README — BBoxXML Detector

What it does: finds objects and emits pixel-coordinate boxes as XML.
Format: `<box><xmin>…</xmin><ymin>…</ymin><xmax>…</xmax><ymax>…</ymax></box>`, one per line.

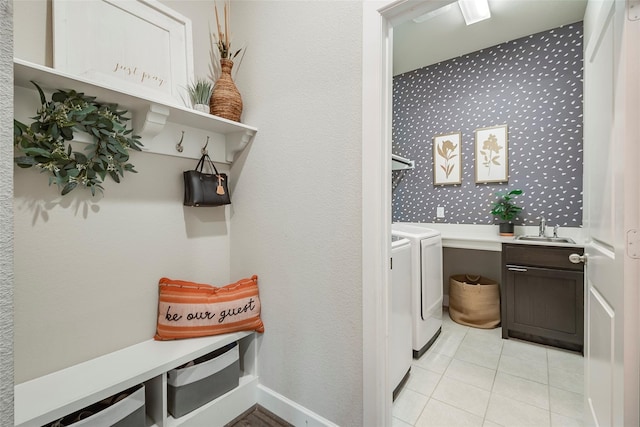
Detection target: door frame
<box><xmin>619</xmin><ymin>3</ymin><xmax>640</xmax><ymax>423</ymax></box>
<box><xmin>0</xmin><ymin>1</ymin><xmax>14</xmax><ymax>423</ymax></box>
<box><xmin>622</xmin><ymin>5</ymin><xmax>640</xmax><ymax>423</ymax></box>
<box><xmin>362</xmin><ymin>1</ymin><xmax>457</xmax><ymax>425</ymax></box>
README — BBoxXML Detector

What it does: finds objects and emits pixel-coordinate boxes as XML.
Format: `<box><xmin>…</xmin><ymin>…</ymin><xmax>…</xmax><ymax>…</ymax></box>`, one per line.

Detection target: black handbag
<box><xmin>183</xmin><ymin>155</ymin><xmax>231</xmax><ymax>207</ymax></box>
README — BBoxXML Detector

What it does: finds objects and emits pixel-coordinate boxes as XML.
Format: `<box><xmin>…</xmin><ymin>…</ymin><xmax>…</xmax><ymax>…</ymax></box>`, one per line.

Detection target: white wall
<box><xmin>0</xmin><ymin>0</ymin><xmax>15</xmax><ymax>423</ymax></box>
<box><xmin>229</xmin><ymin>2</ymin><xmax>364</xmax><ymax>425</ymax></box>
<box><xmin>13</xmin><ymin>152</ymin><xmax>232</xmax><ymax>382</ymax></box>
<box><xmin>12</xmin><ymin>0</ymin><xmax>232</xmax><ymax>382</ymax></box>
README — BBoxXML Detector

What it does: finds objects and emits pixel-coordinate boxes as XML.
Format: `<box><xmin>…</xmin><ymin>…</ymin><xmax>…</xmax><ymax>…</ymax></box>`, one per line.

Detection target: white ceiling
<box><xmin>393</xmin><ymin>0</ymin><xmax>588</xmax><ymax>75</ymax></box>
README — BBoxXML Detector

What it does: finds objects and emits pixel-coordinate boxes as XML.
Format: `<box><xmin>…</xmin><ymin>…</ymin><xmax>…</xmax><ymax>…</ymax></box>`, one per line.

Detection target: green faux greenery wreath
<box><xmin>14</xmin><ymin>82</ymin><xmax>143</xmax><ymax>196</ymax></box>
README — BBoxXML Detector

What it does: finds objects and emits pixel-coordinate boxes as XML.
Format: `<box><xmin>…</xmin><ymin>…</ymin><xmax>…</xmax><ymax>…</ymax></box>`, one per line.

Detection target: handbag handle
<box><xmin>194</xmin><ymin>154</ymin><xmax>227</xmax><ymax>197</ymax></box>
<box><xmin>195</xmin><ymin>154</ymin><xmax>221</xmax><ymax>176</ymax></box>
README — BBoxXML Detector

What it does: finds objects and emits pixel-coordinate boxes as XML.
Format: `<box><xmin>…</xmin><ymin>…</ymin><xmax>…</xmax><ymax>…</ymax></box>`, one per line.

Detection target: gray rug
<box><xmin>225</xmin><ymin>405</ymin><xmax>294</xmax><ymax>427</ymax></box>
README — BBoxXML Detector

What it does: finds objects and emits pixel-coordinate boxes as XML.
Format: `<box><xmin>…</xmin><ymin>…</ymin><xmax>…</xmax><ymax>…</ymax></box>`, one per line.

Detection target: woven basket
<box><xmin>449</xmin><ymin>274</ymin><xmax>500</xmax><ymax>329</ymax></box>
<box><xmin>210</xmin><ymin>59</ymin><xmax>243</xmax><ymax>122</ymax></box>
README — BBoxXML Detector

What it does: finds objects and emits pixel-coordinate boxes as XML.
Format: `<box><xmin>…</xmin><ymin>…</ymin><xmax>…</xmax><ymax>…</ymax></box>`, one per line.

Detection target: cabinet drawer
<box><xmin>503</xmin><ymin>244</ymin><xmax>584</xmax><ymax>271</ymax></box>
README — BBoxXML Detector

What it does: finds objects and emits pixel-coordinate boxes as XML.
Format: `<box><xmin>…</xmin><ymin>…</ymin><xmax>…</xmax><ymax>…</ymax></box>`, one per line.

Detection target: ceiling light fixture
<box><xmin>458</xmin><ymin>0</ymin><xmax>491</xmax><ymax>25</ymax></box>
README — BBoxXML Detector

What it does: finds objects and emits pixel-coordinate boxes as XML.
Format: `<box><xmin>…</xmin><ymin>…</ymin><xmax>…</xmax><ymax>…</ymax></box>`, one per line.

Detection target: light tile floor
<box><xmin>393</xmin><ymin>310</ymin><xmax>584</xmax><ymax>427</ymax></box>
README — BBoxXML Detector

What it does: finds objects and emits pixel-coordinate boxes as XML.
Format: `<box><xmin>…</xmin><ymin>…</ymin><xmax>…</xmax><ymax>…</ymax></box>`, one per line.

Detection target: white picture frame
<box><xmin>433</xmin><ymin>132</ymin><xmax>462</xmax><ymax>185</ymax></box>
<box><xmin>52</xmin><ymin>0</ymin><xmax>194</xmax><ymax>105</ymax></box>
<box><xmin>475</xmin><ymin>124</ymin><xmax>509</xmax><ymax>183</ymax></box>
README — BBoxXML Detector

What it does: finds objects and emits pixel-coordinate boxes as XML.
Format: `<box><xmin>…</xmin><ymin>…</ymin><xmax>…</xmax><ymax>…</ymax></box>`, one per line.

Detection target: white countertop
<box><xmin>395</xmin><ymin>223</ymin><xmax>585</xmax><ymax>252</ymax></box>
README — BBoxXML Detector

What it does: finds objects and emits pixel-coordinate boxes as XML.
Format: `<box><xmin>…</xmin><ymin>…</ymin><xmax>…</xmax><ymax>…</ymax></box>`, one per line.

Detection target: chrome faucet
<box><xmin>538</xmin><ymin>217</ymin><xmax>546</xmax><ymax>237</ymax></box>
<box><xmin>553</xmin><ymin>224</ymin><xmax>559</xmax><ymax>238</ymax></box>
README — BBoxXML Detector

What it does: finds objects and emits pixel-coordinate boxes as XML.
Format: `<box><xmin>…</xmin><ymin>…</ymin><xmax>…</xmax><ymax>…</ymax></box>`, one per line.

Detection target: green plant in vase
<box><xmin>490</xmin><ymin>189</ymin><xmax>523</xmax><ymax>236</ymax></box>
<box><xmin>187</xmin><ymin>78</ymin><xmax>214</xmax><ymax>113</ymax></box>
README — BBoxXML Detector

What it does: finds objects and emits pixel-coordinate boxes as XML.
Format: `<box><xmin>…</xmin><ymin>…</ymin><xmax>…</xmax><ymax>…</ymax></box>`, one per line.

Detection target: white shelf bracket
<box><xmin>392</xmin><ymin>153</ymin><xmax>415</xmax><ymax>170</ymax></box>
<box><xmin>137</xmin><ymin>103</ymin><xmax>170</xmax><ymax>140</ymax></box>
<box><xmin>226</xmin><ymin>130</ymin><xmax>256</xmax><ymax>163</ymax></box>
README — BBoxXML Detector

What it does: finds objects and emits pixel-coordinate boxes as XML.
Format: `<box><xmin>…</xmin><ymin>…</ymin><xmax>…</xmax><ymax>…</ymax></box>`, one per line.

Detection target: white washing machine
<box><xmin>391</xmin><ymin>223</ymin><xmax>443</xmax><ymax>358</ymax></box>
<box><xmin>390</xmin><ymin>236</ymin><xmax>412</xmax><ymax>398</ymax></box>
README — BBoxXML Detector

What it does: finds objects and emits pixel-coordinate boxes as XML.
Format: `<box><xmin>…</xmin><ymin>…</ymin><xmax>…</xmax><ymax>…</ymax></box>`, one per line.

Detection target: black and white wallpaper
<box><xmin>392</xmin><ymin>23</ymin><xmax>583</xmax><ymax>226</ymax></box>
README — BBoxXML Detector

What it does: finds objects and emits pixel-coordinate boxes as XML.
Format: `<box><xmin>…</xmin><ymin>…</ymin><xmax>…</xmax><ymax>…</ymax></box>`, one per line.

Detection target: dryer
<box><xmin>391</xmin><ymin>223</ymin><xmax>443</xmax><ymax>358</ymax></box>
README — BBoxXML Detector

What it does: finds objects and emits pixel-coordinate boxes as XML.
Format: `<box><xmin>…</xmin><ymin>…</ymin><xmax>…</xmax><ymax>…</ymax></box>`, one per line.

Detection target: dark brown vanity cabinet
<box><xmin>501</xmin><ymin>244</ymin><xmax>585</xmax><ymax>353</ymax></box>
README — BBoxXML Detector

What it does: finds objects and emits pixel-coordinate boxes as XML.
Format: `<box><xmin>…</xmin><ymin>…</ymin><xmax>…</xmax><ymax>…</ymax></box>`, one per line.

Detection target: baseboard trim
<box><xmin>256</xmin><ymin>384</ymin><xmax>339</xmax><ymax>427</ymax></box>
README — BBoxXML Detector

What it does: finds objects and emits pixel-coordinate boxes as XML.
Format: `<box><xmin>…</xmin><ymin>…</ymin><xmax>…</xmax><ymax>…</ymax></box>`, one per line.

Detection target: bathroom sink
<box><xmin>515</xmin><ymin>235</ymin><xmax>576</xmax><ymax>244</ymax></box>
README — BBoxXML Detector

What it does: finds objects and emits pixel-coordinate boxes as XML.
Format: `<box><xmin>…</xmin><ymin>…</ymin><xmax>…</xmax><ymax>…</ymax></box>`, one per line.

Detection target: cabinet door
<box><xmin>505</xmin><ymin>265</ymin><xmax>584</xmax><ymax>351</ymax></box>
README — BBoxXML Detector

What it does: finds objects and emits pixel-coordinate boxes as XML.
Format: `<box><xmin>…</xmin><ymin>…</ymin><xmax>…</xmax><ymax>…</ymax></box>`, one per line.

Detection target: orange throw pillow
<box><xmin>155</xmin><ymin>275</ymin><xmax>264</xmax><ymax>341</ymax></box>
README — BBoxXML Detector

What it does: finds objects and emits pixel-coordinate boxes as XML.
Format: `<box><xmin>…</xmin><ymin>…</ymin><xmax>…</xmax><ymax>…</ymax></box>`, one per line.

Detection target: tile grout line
<box><xmin>483</xmin><ymin>330</ymin><xmax>505</xmax><ymax>426</ymax></box>
<box><xmin>410</xmin><ymin>325</ymin><xmax>465</xmax><ymax>426</ymax></box>
<box><xmin>547</xmin><ymin>347</ymin><xmax>553</xmax><ymax>427</ymax></box>
<box><xmin>447</xmin><ymin>323</ymin><xmax>495</xmax><ymax>425</ymax></box>
<box><xmin>406</xmin><ymin>323</ymin><xmax>467</xmax><ymax>426</ymax></box>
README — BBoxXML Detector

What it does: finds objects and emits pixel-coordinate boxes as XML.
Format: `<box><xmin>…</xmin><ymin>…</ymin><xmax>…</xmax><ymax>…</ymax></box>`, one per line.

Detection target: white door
<box><xmin>583</xmin><ymin>0</ymin><xmax>640</xmax><ymax>425</ymax></box>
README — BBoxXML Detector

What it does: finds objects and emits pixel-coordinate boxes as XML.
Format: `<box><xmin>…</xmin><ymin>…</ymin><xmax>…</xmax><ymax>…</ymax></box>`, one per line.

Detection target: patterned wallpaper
<box><xmin>392</xmin><ymin>23</ymin><xmax>583</xmax><ymax>226</ymax></box>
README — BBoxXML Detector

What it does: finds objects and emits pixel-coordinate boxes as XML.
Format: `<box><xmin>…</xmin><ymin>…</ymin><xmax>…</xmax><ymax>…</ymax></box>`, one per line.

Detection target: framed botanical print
<box><xmin>433</xmin><ymin>132</ymin><xmax>462</xmax><ymax>185</ymax></box>
<box><xmin>475</xmin><ymin>125</ymin><xmax>508</xmax><ymax>183</ymax></box>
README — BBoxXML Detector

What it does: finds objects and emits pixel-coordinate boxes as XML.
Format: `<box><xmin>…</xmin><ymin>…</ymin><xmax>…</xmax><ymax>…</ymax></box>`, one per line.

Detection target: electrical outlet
<box><xmin>436</xmin><ymin>207</ymin><xmax>445</xmax><ymax>218</ymax></box>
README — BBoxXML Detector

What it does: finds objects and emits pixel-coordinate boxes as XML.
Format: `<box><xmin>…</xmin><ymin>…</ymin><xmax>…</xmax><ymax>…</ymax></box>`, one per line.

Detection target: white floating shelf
<box><xmin>13</xmin><ymin>59</ymin><xmax>257</xmax><ymax>164</ymax></box>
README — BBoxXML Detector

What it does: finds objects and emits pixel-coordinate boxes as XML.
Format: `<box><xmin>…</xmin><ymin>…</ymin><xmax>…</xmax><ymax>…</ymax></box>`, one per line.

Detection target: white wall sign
<box><xmin>53</xmin><ymin>0</ymin><xmax>194</xmax><ymax>105</ymax></box>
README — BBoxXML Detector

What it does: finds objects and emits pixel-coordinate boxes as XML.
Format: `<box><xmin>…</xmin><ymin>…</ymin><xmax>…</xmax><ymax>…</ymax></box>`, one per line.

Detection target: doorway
<box><xmin>362</xmin><ymin>2</ymin><xmax>461</xmax><ymax>425</ymax></box>
<box><xmin>362</xmin><ymin>0</ymin><xmax>639</xmax><ymax>426</ymax></box>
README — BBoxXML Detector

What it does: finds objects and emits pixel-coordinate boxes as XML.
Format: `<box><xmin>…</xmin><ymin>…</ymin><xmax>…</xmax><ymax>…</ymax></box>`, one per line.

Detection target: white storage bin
<box><xmin>44</xmin><ymin>384</ymin><xmax>145</xmax><ymax>427</ymax></box>
<box><xmin>167</xmin><ymin>342</ymin><xmax>239</xmax><ymax>418</ymax></box>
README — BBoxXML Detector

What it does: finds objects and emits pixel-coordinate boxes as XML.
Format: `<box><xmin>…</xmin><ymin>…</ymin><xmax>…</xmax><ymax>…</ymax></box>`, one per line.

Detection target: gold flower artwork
<box><xmin>479</xmin><ymin>133</ymin><xmax>502</xmax><ymax>174</ymax></box>
<box><xmin>433</xmin><ymin>132</ymin><xmax>462</xmax><ymax>185</ymax></box>
<box><xmin>475</xmin><ymin>125</ymin><xmax>508</xmax><ymax>183</ymax></box>
<box><xmin>437</xmin><ymin>139</ymin><xmax>458</xmax><ymax>178</ymax></box>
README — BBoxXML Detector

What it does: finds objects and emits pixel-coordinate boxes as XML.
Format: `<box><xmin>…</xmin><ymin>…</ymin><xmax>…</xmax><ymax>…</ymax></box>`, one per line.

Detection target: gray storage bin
<box><xmin>167</xmin><ymin>342</ymin><xmax>239</xmax><ymax>418</ymax></box>
<box><xmin>44</xmin><ymin>384</ymin><xmax>145</xmax><ymax>427</ymax></box>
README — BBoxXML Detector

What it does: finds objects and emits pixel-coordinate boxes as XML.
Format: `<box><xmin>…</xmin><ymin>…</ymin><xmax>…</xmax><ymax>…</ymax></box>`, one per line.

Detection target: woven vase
<box><xmin>210</xmin><ymin>58</ymin><xmax>243</xmax><ymax>122</ymax></box>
